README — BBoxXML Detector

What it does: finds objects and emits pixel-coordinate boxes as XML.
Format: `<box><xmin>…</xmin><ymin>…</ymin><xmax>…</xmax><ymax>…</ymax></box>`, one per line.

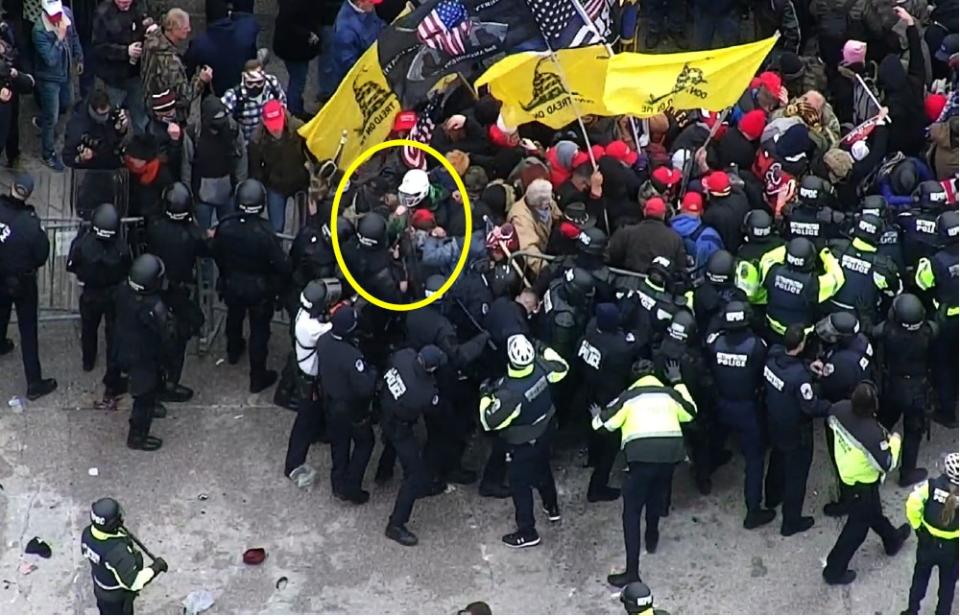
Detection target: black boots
<box><xmin>158</xmin><ymin>383</ymin><xmax>194</xmax><ymax>403</ymax></box>
<box><xmin>127</xmin><ymin>428</ymin><xmax>163</xmax><ymax>451</ymax></box>
<box><xmin>743</xmin><ymin>508</ymin><xmax>776</xmax><ymax>529</ymax></box>
<box><xmin>385</xmin><ymin>524</ymin><xmax>418</xmax><ymax>546</ymax></box>
<box><xmin>250</xmin><ymin>370</ymin><xmax>278</xmax><ymax>394</ymax></box>
<box><xmin>26</xmin><ymin>378</ymin><xmax>57</xmax><ymax>401</ymax></box>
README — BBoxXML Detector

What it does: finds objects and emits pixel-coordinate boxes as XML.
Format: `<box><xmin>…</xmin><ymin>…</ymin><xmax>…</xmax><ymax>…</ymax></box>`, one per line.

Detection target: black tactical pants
<box><xmin>0</xmin><ymin>275</ymin><xmax>42</xmax><ymax>385</ymax></box>
<box><xmin>384</xmin><ymin>417</ymin><xmax>428</xmax><ymax>527</ymax></box>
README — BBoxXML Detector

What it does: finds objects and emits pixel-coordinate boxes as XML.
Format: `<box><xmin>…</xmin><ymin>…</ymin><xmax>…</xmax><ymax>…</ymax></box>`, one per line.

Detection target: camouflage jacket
<box><xmin>141</xmin><ymin>28</ymin><xmax>202</xmax><ymax>123</ymax></box>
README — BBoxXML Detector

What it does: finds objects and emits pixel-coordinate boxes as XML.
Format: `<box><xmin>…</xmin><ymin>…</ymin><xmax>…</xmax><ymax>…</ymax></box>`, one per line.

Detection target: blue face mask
<box><xmin>536</xmin><ymin>207</ymin><xmax>551</xmax><ymax>223</ymax></box>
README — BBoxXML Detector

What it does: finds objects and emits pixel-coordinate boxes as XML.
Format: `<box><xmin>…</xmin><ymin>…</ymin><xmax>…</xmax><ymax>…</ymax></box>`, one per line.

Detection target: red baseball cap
<box><xmin>262</xmin><ymin>100</ymin><xmax>285</xmax><ymax>132</ymax></box>
<box><xmin>605</xmin><ymin>140</ymin><xmax>638</xmax><ymax>166</ymax></box>
<box><xmin>924</xmin><ymin>93</ymin><xmax>947</xmax><ymax>123</ymax></box>
<box><xmin>680</xmin><ymin>191</ymin><xmax>703</xmax><ymax>214</ymax></box>
<box><xmin>410</xmin><ymin>208</ymin><xmax>436</xmax><ymax>230</ymax></box>
<box><xmin>738</xmin><ymin>109</ymin><xmax>767</xmax><ymax>141</ymax></box>
<box><xmin>703</xmin><ymin>170</ymin><xmax>731</xmax><ymax>196</ymax></box>
<box><xmin>393</xmin><ymin>110</ymin><xmax>418</xmax><ymax>133</ymax></box>
<box><xmin>651</xmin><ymin>165</ymin><xmax>682</xmax><ymax>187</ymax></box>
<box><xmin>644</xmin><ymin>196</ymin><xmax>667</xmax><ymax>218</ymax></box>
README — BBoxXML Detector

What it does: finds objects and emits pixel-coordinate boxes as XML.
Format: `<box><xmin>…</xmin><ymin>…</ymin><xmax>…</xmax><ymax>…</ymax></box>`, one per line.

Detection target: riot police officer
<box><xmin>540</xmin><ymin>267</ymin><xmax>596</xmax><ymax>362</ymax></box>
<box><xmin>318</xmin><ymin>305</ymin><xmax>379</xmax><ymax>504</ymax></box>
<box><xmin>284</xmin><ymin>279</ymin><xmax>340</xmax><ymax>486</ymax></box>
<box><xmin>622</xmin><ymin>256</ymin><xmax>690</xmax><ymax>345</ymax></box>
<box><xmin>693</xmin><ymin>250</ymin><xmax>747</xmax><ymax>336</ymax></box>
<box><xmin>211</xmin><ymin>179</ymin><xmax>291</xmax><ymax>393</ymax></box>
<box><xmin>903</xmin><ymin>452</ymin><xmax>958</xmax><ymax>615</ymax></box>
<box><xmin>0</xmin><ymin>173</ymin><xmax>57</xmax><ymax>400</ymax></box>
<box><xmin>781</xmin><ymin>175</ymin><xmax>843</xmax><ymax>249</ymax></box>
<box><xmin>403</xmin><ymin>275</ymin><xmax>490</xmax><ymax>486</ymax></box>
<box><xmin>620</xmin><ymin>581</ymin><xmax>663</xmax><ymax>615</ymax></box>
<box><xmin>576</xmin><ymin>302</ymin><xmax>646</xmax><ymax>502</ymax></box>
<box><xmin>145</xmin><ymin>182</ymin><xmax>207</xmax><ymax>402</ymax></box>
<box><xmin>899</xmin><ymin>181</ymin><xmax>949</xmax><ymax>266</ymax></box>
<box><xmin>737</xmin><ymin>209</ymin><xmax>784</xmax><ymax>305</ymax></box>
<box><xmin>285</xmin><ymin>217</ymin><xmax>350</xmax><ymax>318</ymax></box>
<box><xmin>916</xmin><ymin>210</ymin><xmax>958</xmax><ymax>427</ymax></box>
<box><xmin>348</xmin><ymin>212</ymin><xmax>406</xmax><ymax>304</ymax></box>
<box><xmin>859</xmin><ymin>195</ymin><xmax>904</xmax><ymax>271</ymax></box>
<box><xmin>877</xmin><ymin>293</ymin><xmax>935</xmax><ymax>487</ymax></box>
<box><xmin>814</xmin><ymin>311</ymin><xmax>874</xmax><ymax>403</ymax></box>
<box><xmin>535</xmin><ymin>226</ymin><xmax>615</xmax><ymax>303</ymax></box>
<box><xmin>594</xmin><ymin>358</ymin><xmax>695</xmax><ymax>586</ymax></box>
<box><xmin>763</xmin><ymin>325</ymin><xmax>831</xmax><ymax>536</ymax></box>
<box><xmin>381</xmin><ymin>345</ymin><xmax>447</xmax><ymax>546</ymax></box>
<box><xmin>66</xmin><ymin>203</ymin><xmax>131</xmax><ymax>398</ymax></box>
<box><xmin>827</xmin><ymin>213</ymin><xmax>901</xmax><ymax>327</ymax></box>
<box><xmin>480</xmin><ymin>334</ymin><xmax>568</xmax><ymax>548</ymax></box>
<box><xmin>81</xmin><ymin>497</ymin><xmax>167</xmax><ymax>614</ymax></box>
<box><xmin>706</xmin><ymin>301</ymin><xmax>771</xmax><ymax>528</ymax></box>
<box><xmin>760</xmin><ymin>237</ymin><xmax>845</xmax><ymax>341</ymax></box>
<box><xmin>114</xmin><ymin>254</ymin><xmax>176</xmax><ymax>451</ymax></box>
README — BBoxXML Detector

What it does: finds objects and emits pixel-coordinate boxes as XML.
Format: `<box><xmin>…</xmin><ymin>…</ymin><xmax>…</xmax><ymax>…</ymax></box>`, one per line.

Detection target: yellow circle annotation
<box><xmin>329</xmin><ymin>138</ymin><xmax>473</xmax><ymax>312</ymax></box>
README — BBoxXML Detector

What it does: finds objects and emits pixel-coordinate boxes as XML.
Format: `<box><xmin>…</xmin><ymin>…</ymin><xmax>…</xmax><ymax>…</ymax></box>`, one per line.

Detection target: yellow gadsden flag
<box><xmin>476</xmin><ymin>35</ymin><xmax>777</xmax><ymax>126</ymax></box>
<box><xmin>299</xmin><ymin>43</ymin><xmax>400</xmax><ymax>164</ymax></box>
<box><xmin>475</xmin><ymin>45</ymin><xmax>613</xmax><ymax>129</ymax></box>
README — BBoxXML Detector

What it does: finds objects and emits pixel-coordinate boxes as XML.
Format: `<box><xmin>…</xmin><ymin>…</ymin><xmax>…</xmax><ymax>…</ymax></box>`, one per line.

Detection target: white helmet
<box><xmin>507</xmin><ymin>334</ymin><xmax>535</xmax><ymax>367</ymax></box>
<box><xmin>946</xmin><ymin>453</ymin><xmax>960</xmax><ymax>485</ymax></box>
<box><xmin>398</xmin><ymin>169</ymin><xmax>430</xmax><ymax>208</ymax></box>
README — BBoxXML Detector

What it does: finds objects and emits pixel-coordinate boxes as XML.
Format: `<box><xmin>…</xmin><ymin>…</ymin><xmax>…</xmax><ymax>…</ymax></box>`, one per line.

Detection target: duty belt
<box><xmin>93</xmin><ymin>576</ymin><xmax>124</xmax><ymax>592</ymax></box>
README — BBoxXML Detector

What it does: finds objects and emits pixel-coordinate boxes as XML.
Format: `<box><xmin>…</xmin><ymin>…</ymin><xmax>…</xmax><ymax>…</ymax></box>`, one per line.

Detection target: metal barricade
<box><xmin>70</xmin><ymin>168</ymin><xmax>130</xmax><ymax>219</ymax></box>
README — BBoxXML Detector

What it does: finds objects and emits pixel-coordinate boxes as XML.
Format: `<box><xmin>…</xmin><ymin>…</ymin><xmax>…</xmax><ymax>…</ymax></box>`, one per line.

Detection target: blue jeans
<box><xmin>102</xmin><ymin>76</ymin><xmax>147</xmax><ymax>133</ymax></box>
<box><xmin>284</xmin><ymin>60</ymin><xmax>309</xmax><ymax>116</ymax></box>
<box><xmin>315</xmin><ymin>25</ymin><xmax>336</xmax><ymax>100</ymax></box>
<box><xmin>195</xmin><ymin>176</ymin><xmax>235</xmax><ymax>229</ymax></box>
<box><xmin>36</xmin><ymin>79</ymin><xmax>72</xmax><ymax>159</ymax></box>
<box><xmin>692</xmin><ymin>7</ymin><xmax>739</xmax><ymax>50</ymax></box>
<box><xmin>266</xmin><ymin>188</ymin><xmax>288</xmax><ymax>233</ymax></box>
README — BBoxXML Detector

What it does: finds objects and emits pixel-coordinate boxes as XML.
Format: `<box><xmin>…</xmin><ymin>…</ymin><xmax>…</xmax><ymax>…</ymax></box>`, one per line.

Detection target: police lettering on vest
<box><xmin>764</xmin><ymin>365</ymin><xmax>785</xmax><ymax>390</ymax></box>
<box><xmin>385</xmin><ymin>367</ymin><xmax>407</xmax><ymax>400</ymax></box>
<box><xmin>578</xmin><ymin>339</ymin><xmax>602</xmax><ymax>370</ymax></box>
<box><xmin>774</xmin><ymin>274</ymin><xmax>804</xmax><ymax>294</ymax></box>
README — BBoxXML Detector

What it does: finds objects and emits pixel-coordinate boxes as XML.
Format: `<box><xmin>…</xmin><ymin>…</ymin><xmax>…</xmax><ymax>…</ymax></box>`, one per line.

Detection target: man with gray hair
<box><xmin>506</xmin><ymin>178</ymin><xmax>561</xmax><ymax>275</ymax></box>
<box><xmin>141</xmin><ymin>7</ymin><xmax>212</xmax><ymax>123</ymax></box>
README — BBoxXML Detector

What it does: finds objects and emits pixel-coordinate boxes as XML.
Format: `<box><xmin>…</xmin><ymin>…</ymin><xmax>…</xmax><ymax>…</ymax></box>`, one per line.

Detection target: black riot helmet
<box><xmin>300</xmin><ymin>278</ymin><xmax>342</xmax><ymax>318</ymax></box>
<box><xmin>917</xmin><ymin>180</ymin><xmax>949</xmax><ymax>210</ymax></box>
<box><xmin>91</xmin><ymin>203</ymin><xmax>120</xmax><ymax>239</ymax></box>
<box><xmin>561</xmin><ymin>267</ymin><xmax>595</xmax><ymax>306</ymax></box>
<box><xmin>785</xmin><ymin>237</ymin><xmax>816</xmax><ymax>271</ymax></box>
<box><xmin>890</xmin><ymin>160</ymin><xmax>919</xmax><ymax>196</ymax></box>
<box><xmin>722</xmin><ymin>300</ymin><xmax>751</xmax><ymax>330</ymax></box>
<box><xmin>163</xmin><ymin>182</ymin><xmax>193</xmax><ymax>221</ymax></box>
<box><xmin>859</xmin><ymin>194</ymin><xmax>888</xmax><ymax>217</ymax></box>
<box><xmin>890</xmin><ymin>293</ymin><xmax>926</xmax><ymax>331</ymax></box>
<box><xmin>578</xmin><ymin>226</ymin><xmax>607</xmax><ymax>257</ymax></box>
<box><xmin>646</xmin><ymin>256</ymin><xmax>673</xmax><ymax>290</ymax></box>
<box><xmin>743</xmin><ymin>209</ymin><xmax>773</xmax><ymax>243</ymax></box>
<box><xmin>235</xmin><ymin>179</ymin><xmax>267</xmax><ymax>214</ymax></box>
<box><xmin>667</xmin><ymin>309</ymin><xmax>697</xmax><ymax>342</ymax></box>
<box><xmin>852</xmin><ymin>213</ymin><xmax>883</xmax><ymax>245</ymax></box>
<box><xmin>356</xmin><ymin>213</ymin><xmax>387</xmax><ymax>250</ymax></box>
<box><xmin>322</xmin><ymin>217</ymin><xmax>355</xmax><ymax>246</ymax></box>
<box><xmin>424</xmin><ymin>274</ymin><xmax>446</xmax><ymax>298</ymax></box>
<box><xmin>705</xmin><ymin>249</ymin><xmax>736</xmax><ymax>285</ymax></box>
<box><xmin>620</xmin><ymin>581</ymin><xmax>654</xmax><ymax>615</ymax></box>
<box><xmin>937</xmin><ymin>209</ymin><xmax>959</xmax><ymax>244</ymax></box>
<box><xmin>90</xmin><ymin>497</ymin><xmax>123</xmax><ymax>533</ymax></box>
<box><xmin>798</xmin><ymin>175</ymin><xmax>828</xmax><ymax>208</ymax></box>
<box><xmin>128</xmin><ymin>254</ymin><xmax>165</xmax><ymax>294</ymax></box>
<box><xmin>488</xmin><ymin>263</ymin><xmax>520</xmax><ymax>298</ymax></box>
<box><xmin>815</xmin><ymin>311</ymin><xmax>859</xmax><ymax>344</ymax></box>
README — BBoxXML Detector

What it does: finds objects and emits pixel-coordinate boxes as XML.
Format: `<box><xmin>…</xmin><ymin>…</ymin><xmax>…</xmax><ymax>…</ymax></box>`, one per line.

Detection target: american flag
<box><xmin>416</xmin><ymin>0</ymin><xmax>471</xmax><ymax>57</ymax></box>
<box><xmin>401</xmin><ymin>95</ymin><xmax>442</xmax><ymax>170</ymax></box>
<box><xmin>525</xmin><ymin>0</ymin><xmax>608</xmax><ymax>48</ymax></box>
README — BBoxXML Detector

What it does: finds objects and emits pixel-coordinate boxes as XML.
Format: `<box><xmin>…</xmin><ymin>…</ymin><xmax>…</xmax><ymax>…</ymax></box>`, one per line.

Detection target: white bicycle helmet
<box><xmin>507</xmin><ymin>334</ymin><xmax>535</xmax><ymax>368</ymax></box>
<box><xmin>398</xmin><ymin>169</ymin><xmax>430</xmax><ymax>208</ymax></box>
<box><xmin>946</xmin><ymin>452</ymin><xmax>960</xmax><ymax>485</ymax></box>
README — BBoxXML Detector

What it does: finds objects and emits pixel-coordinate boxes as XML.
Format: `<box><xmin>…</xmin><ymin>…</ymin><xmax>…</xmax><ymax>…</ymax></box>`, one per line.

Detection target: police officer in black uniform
<box><xmin>0</xmin><ymin>172</ymin><xmax>57</xmax><ymax>400</ymax></box>
<box><xmin>621</xmin><ymin>256</ymin><xmax>688</xmax><ymax>346</ymax></box>
<box><xmin>212</xmin><ymin>178</ymin><xmax>291</xmax><ymax>393</ymax></box>
<box><xmin>693</xmin><ymin>250</ymin><xmax>747</xmax><ymax>336</ymax></box>
<box><xmin>402</xmin><ymin>275</ymin><xmax>490</xmax><ymax>485</ymax></box>
<box><xmin>81</xmin><ymin>497</ymin><xmax>167</xmax><ymax>614</ymax></box>
<box><xmin>540</xmin><ymin>267</ymin><xmax>596</xmax><ymax>361</ymax></box>
<box><xmin>576</xmin><ymin>302</ymin><xmax>646</xmax><ymax>502</ymax></box>
<box><xmin>318</xmin><ymin>305</ymin><xmax>379</xmax><ymax>504</ymax></box>
<box><xmin>66</xmin><ymin>203</ymin><xmax>131</xmax><ymax>398</ymax></box>
<box><xmin>859</xmin><ymin>195</ymin><xmax>904</xmax><ymax>272</ymax></box>
<box><xmin>381</xmin><ymin>344</ymin><xmax>447</xmax><ymax>547</ymax></box>
<box><xmin>145</xmin><ymin>182</ymin><xmax>208</xmax><ymax>402</ymax></box>
<box><xmin>877</xmin><ymin>293</ymin><xmax>935</xmax><ymax>487</ymax></box>
<box><xmin>827</xmin><ymin>213</ymin><xmax>901</xmax><ymax>327</ymax></box>
<box><xmin>285</xmin><ymin>217</ymin><xmax>350</xmax><ymax>318</ymax></box>
<box><xmin>781</xmin><ymin>175</ymin><xmax>843</xmax><ymax>249</ymax></box>
<box><xmin>738</xmin><ymin>209</ymin><xmax>784</xmax><ymax>265</ymax></box>
<box><xmin>916</xmin><ymin>210</ymin><xmax>959</xmax><ymax>428</ymax></box>
<box><xmin>706</xmin><ymin>301</ymin><xmax>772</xmax><ymax>528</ymax></box>
<box><xmin>763</xmin><ymin>324</ymin><xmax>831</xmax><ymax>536</ymax></box>
<box><xmin>814</xmin><ymin>311</ymin><xmax>874</xmax><ymax>403</ymax></box>
<box><xmin>535</xmin><ymin>226</ymin><xmax>615</xmax><ymax>303</ymax></box>
<box><xmin>114</xmin><ymin>254</ymin><xmax>176</xmax><ymax>451</ymax></box>
<box><xmin>899</xmin><ymin>181</ymin><xmax>950</xmax><ymax>267</ymax></box>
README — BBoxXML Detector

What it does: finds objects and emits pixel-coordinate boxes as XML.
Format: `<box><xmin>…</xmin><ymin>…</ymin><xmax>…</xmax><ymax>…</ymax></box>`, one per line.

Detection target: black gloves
<box><xmin>151</xmin><ymin>557</ymin><xmax>168</xmax><ymax>574</ymax></box>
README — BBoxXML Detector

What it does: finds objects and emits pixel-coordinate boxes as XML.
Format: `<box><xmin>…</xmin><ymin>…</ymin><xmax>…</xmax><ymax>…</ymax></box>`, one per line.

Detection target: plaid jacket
<box><xmin>221</xmin><ymin>75</ymin><xmax>286</xmax><ymax>142</ymax></box>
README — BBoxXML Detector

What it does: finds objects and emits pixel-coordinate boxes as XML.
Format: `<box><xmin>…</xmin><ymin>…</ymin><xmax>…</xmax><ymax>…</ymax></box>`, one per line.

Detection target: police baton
<box><xmin>121</xmin><ymin>525</ymin><xmax>159</xmax><ymax>562</ymax></box>
<box><xmin>453</xmin><ymin>297</ymin><xmax>498</xmax><ymax>351</ymax></box>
